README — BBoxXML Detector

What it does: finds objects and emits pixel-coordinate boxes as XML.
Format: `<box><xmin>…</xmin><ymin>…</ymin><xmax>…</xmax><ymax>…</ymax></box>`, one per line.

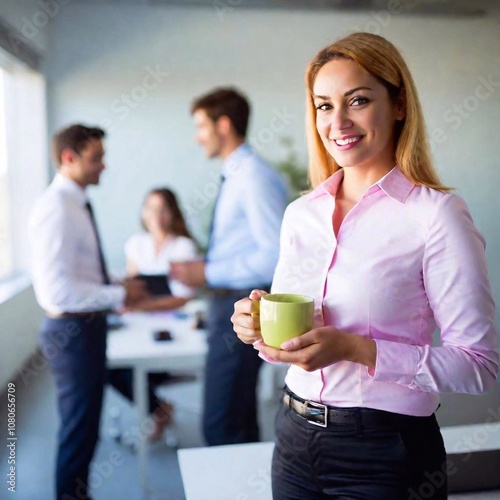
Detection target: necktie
<box><xmin>206</xmin><ymin>175</ymin><xmax>225</xmax><ymax>253</ymax></box>
<box><xmin>85</xmin><ymin>201</ymin><xmax>110</xmax><ymax>284</ymax></box>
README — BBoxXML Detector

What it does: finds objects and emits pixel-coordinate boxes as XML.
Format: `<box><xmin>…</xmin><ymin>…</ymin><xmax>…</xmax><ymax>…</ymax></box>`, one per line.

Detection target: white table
<box><xmin>441</xmin><ymin>424</ymin><xmax>500</xmax><ymax>492</ymax></box>
<box><xmin>178</xmin><ymin>442</ymin><xmax>275</xmax><ymax>500</ymax></box>
<box><xmin>178</xmin><ymin>426</ymin><xmax>500</xmax><ymax>498</ymax></box>
<box><xmin>106</xmin><ymin>308</ymin><xmax>207</xmax><ymax>494</ymax></box>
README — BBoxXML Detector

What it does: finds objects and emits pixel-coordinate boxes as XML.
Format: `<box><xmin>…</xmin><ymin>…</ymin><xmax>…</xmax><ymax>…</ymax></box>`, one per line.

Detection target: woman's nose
<box><xmin>330</xmin><ymin>107</ymin><xmax>353</xmax><ymax>131</ymax></box>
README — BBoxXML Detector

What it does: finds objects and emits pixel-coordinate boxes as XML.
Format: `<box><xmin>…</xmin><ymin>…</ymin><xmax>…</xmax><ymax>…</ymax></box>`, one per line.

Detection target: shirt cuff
<box><xmin>105</xmin><ymin>284</ymin><xmax>127</xmax><ymax>311</ymax></box>
<box><xmin>253</xmin><ymin>339</ymin><xmax>287</xmax><ymax>365</ymax></box>
<box><xmin>204</xmin><ymin>261</ymin><xmax>218</xmax><ymax>287</ymax></box>
<box><xmin>170</xmin><ymin>280</ymin><xmax>196</xmax><ymax>299</ymax></box>
<box><xmin>368</xmin><ymin>339</ymin><xmax>420</xmax><ymax>387</ymax></box>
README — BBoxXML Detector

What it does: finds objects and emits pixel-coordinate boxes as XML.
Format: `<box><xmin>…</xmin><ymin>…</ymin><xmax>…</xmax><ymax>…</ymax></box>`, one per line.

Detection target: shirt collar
<box><xmin>52</xmin><ymin>173</ymin><xmax>88</xmax><ymax>207</ymax></box>
<box><xmin>307</xmin><ymin>166</ymin><xmax>414</xmax><ymax>204</ymax></box>
<box><xmin>377</xmin><ymin>166</ymin><xmax>415</xmax><ymax>203</ymax></box>
<box><xmin>307</xmin><ymin>168</ymin><xmax>344</xmax><ymax>200</ymax></box>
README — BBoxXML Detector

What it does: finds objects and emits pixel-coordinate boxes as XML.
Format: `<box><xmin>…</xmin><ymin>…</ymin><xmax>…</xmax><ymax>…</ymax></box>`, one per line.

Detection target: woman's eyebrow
<box><xmin>344</xmin><ymin>86</ymin><xmax>373</xmax><ymax>96</ymax></box>
<box><xmin>313</xmin><ymin>86</ymin><xmax>373</xmax><ymax>100</ymax></box>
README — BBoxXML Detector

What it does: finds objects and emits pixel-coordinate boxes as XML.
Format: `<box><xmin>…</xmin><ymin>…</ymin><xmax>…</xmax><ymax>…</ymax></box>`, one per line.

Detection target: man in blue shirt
<box><xmin>172</xmin><ymin>88</ymin><xmax>288</xmax><ymax>445</ymax></box>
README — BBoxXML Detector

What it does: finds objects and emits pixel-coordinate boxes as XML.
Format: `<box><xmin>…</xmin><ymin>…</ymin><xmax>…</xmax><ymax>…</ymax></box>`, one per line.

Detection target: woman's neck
<box><xmin>151</xmin><ymin>231</ymin><xmax>171</xmax><ymax>247</ymax></box>
<box><xmin>339</xmin><ymin>165</ymin><xmax>393</xmax><ymax>203</ymax></box>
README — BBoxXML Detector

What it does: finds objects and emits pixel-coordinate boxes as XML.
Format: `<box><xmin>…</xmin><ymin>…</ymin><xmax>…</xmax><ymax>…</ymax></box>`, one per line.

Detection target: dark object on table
<box><xmin>107</xmin><ymin>313</ymin><xmax>125</xmax><ymax>330</ymax></box>
<box><xmin>136</xmin><ymin>274</ymin><xmax>171</xmax><ymax>296</ymax></box>
<box><xmin>194</xmin><ymin>311</ymin><xmax>206</xmax><ymax>330</ymax></box>
<box><xmin>154</xmin><ymin>330</ymin><xmax>173</xmax><ymax>342</ymax></box>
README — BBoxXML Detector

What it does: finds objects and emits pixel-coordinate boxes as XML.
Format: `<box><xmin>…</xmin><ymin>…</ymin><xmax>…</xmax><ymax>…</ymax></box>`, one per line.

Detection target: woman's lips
<box><xmin>333</xmin><ymin>135</ymin><xmax>363</xmax><ymax>150</ymax></box>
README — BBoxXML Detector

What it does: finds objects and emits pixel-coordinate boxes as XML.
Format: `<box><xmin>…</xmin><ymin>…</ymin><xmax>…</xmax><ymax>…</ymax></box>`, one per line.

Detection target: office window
<box><xmin>0</xmin><ymin>50</ymin><xmax>47</xmax><ymax>281</ymax></box>
<box><xmin>0</xmin><ymin>67</ymin><xmax>11</xmax><ymax>279</ymax></box>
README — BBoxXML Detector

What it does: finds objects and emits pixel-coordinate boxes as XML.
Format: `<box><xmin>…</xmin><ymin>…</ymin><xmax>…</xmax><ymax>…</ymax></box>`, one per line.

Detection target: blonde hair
<box><xmin>305</xmin><ymin>32</ymin><xmax>450</xmax><ymax>191</ymax></box>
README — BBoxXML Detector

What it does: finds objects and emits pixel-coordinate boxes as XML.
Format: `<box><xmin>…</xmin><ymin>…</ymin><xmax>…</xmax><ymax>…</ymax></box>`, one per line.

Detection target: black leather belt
<box><xmin>44</xmin><ymin>310</ymin><xmax>110</xmax><ymax>319</ymax></box>
<box><xmin>283</xmin><ymin>389</ymin><xmax>417</xmax><ymax>428</ymax></box>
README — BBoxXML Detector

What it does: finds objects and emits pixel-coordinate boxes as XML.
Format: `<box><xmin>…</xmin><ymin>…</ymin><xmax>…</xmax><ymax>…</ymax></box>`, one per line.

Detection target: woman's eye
<box><xmin>351</xmin><ymin>96</ymin><xmax>369</xmax><ymax>106</ymax></box>
<box><xmin>315</xmin><ymin>103</ymin><xmax>332</xmax><ymax>111</ymax></box>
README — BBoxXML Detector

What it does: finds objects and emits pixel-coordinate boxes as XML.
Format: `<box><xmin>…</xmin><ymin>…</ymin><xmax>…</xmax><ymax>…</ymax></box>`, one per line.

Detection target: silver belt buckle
<box><xmin>306</xmin><ymin>400</ymin><xmax>328</xmax><ymax>427</ymax></box>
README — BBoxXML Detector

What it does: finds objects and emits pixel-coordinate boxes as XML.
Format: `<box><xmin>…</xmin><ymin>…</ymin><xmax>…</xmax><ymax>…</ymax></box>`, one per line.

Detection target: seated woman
<box><xmin>125</xmin><ymin>187</ymin><xmax>199</xmax><ymax>310</ymax></box>
<box><xmin>109</xmin><ymin>187</ymin><xmax>199</xmax><ymax>442</ymax></box>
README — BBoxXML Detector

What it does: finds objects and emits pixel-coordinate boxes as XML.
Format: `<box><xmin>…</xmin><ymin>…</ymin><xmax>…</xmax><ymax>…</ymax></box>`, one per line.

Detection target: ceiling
<box><xmin>71</xmin><ymin>0</ymin><xmax>500</xmax><ymax>17</ymax></box>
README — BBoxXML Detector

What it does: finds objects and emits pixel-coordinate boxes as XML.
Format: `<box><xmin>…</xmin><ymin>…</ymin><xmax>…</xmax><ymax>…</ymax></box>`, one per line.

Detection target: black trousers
<box><xmin>272</xmin><ymin>400</ymin><xmax>448</xmax><ymax>500</ymax></box>
<box><xmin>202</xmin><ymin>295</ymin><xmax>263</xmax><ymax>446</ymax></box>
<box><xmin>40</xmin><ymin>316</ymin><xmax>108</xmax><ymax>500</ymax></box>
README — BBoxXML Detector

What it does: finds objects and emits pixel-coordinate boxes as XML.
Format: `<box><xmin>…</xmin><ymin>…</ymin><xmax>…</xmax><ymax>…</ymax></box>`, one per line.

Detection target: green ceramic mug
<box><xmin>259</xmin><ymin>293</ymin><xmax>315</xmax><ymax>349</ymax></box>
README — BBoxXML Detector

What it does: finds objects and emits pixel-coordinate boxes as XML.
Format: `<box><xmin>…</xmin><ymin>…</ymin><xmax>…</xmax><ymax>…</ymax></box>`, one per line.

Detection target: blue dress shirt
<box><xmin>205</xmin><ymin>144</ymin><xmax>289</xmax><ymax>289</ymax></box>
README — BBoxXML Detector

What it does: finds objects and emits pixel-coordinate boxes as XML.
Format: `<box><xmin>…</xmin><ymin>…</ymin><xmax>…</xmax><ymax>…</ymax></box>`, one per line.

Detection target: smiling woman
<box><xmin>305</xmin><ymin>32</ymin><xmax>446</xmax><ymax>192</ymax></box>
<box><xmin>313</xmin><ymin>59</ymin><xmax>406</xmax><ymax>175</ymax></box>
<box><xmin>231</xmin><ymin>32</ymin><xmax>499</xmax><ymax>500</ymax></box>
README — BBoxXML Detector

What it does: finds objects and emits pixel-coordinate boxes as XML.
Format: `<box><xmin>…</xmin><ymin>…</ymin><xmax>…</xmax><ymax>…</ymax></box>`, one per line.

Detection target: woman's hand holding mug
<box><xmin>231</xmin><ymin>289</ymin><xmax>268</xmax><ymax>344</ymax></box>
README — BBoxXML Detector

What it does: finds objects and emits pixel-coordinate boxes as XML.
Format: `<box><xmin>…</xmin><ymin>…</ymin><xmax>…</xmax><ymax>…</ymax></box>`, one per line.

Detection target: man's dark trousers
<box><xmin>40</xmin><ymin>315</ymin><xmax>107</xmax><ymax>500</ymax></box>
<box><xmin>203</xmin><ymin>294</ymin><xmax>263</xmax><ymax>446</ymax></box>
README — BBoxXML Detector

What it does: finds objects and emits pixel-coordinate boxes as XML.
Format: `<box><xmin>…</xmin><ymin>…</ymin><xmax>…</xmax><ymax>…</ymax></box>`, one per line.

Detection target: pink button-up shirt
<box><xmin>272</xmin><ymin>166</ymin><xmax>499</xmax><ymax>417</ymax></box>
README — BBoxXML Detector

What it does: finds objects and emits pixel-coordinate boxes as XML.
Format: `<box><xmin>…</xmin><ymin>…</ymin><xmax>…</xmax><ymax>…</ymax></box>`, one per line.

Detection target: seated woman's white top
<box><xmin>125</xmin><ymin>233</ymin><xmax>199</xmax><ymax>298</ymax></box>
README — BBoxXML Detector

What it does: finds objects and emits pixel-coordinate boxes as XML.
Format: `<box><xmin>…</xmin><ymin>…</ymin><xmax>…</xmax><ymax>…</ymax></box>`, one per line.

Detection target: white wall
<box><xmin>46</xmin><ymin>4</ymin><xmax>500</xmax><ymax>276</ymax></box>
<box><xmin>44</xmin><ymin>4</ymin><xmax>500</xmax><ymax>421</ymax></box>
<box><xmin>0</xmin><ymin>285</ymin><xmax>43</xmax><ymax>389</ymax></box>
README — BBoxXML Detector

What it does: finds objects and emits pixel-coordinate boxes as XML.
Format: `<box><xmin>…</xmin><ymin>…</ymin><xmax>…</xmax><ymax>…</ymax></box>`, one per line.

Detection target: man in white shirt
<box><xmin>29</xmin><ymin>124</ymin><xmax>147</xmax><ymax>500</ymax></box>
<box><xmin>172</xmin><ymin>88</ymin><xmax>288</xmax><ymax>445</ymax></box>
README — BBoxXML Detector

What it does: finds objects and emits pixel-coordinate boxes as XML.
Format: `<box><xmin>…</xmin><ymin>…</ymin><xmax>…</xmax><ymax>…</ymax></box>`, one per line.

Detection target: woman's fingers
<box><xmin>234</xmin><ymin>296</ymin><xmax>254</xmax><ymax>314</ymax></box>
<box><xmin>232</xmin><ymin>290</ymin><xmax>268</xmax><ymax>344</ymax></box>
<box><xmin>249</xmin><ymin>288</ymin><xmax>268</xmax><ymax>301</ymax></box>
<box><xmin>232</xmin><ymin>315</ymin><xmax>260</xmax><ymax>333</ymax></box>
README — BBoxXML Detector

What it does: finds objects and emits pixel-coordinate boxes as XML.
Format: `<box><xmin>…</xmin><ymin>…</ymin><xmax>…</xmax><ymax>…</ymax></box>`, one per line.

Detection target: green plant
<box><xmin>274</xmin><ymin>137</ymin><xmax>309</xmax><ymax>199</ymax></box>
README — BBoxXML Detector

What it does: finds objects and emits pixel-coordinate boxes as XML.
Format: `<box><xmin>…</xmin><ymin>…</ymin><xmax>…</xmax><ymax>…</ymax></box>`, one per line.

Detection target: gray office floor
<box><xmin>0</xmin><ymin>357</ymin><xmax>499</xmax><ymax>500</ymax></box>
<box><xmin>0</xmin><ymin>358</ymin><xmax>280</xmax><ymax>500</ymax></box>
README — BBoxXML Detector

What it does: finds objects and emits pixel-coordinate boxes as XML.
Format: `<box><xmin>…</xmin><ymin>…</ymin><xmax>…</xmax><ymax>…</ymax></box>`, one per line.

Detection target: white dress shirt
<box><xmin>124</xmin><ymin>232</ymin><xmax>199</xmax><ymax>298</ymax></box>
<box><xmin>29</xmin><ymin>174</ymin><xmax>125</xmax><ymax>314</ymax></box>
